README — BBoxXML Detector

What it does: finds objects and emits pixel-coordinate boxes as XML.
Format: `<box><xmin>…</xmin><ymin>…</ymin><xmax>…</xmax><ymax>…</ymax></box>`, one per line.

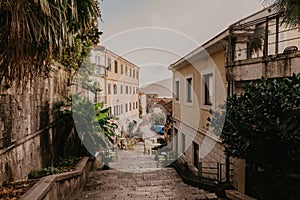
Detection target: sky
<box><xmin>98</xmin><ymin>0</ymin><xmax>264</xmax><ymax>86</ymax></box>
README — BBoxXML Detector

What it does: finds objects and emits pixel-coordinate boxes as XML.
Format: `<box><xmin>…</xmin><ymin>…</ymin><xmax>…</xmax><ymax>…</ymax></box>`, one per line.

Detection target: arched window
<box><xmin>113</xmin><ymin>84</ymin><xmax>117</xmax><ymax>94</ymax></box>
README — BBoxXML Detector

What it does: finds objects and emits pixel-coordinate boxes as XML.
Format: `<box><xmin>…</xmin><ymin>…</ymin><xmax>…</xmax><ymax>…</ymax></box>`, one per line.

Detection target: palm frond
<box><xmin>0</xmin><ymin>0</ymin><xmax>101</xmax><ymax>85</ymax></box>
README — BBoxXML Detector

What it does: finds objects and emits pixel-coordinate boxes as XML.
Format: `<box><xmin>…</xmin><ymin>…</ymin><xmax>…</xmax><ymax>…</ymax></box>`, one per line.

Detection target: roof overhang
<box><xmin>169</xmin><ymin>29</ymin><xmax>229</xmax><ymax>71</ymax></box>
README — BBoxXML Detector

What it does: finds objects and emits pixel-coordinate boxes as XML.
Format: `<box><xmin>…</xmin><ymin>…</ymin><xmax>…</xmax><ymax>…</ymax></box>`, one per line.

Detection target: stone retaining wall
<box><xmin>20</xmin><ymin>157</ymin><xmax>93</xmax><ymax>200</ymax></box>
<box><xmin>0</xmin><ymin>64</ymin><xmax>70</xmax><ymax>184</ymax></box>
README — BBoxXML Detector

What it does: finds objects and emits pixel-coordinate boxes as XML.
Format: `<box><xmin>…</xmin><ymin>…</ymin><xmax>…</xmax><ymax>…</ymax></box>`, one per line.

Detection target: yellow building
<box><xmin>169</xmin><ymin>5</ymin><xmax>300</xmax><ymax>195</ymax></box>
<box><xmin>169</xmin><ymin>30</ymin><xmax>228</xmax><ymax>182</ymax></box>
<box><xmin>91</xmin><ymin>46</ymin><xmax>140</xmax><ymax>133</ymax></box>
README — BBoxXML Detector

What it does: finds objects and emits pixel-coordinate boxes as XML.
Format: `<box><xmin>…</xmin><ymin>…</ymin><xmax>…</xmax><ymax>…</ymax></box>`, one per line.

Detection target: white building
<box><xmin>90</xmin><ymin>46</ymin><xmax>140</xmax><ymax>133</ymax></box>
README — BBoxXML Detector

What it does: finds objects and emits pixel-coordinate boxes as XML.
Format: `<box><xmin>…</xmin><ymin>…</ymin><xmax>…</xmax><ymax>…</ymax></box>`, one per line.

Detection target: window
<box><xmin>113</xmin><ymin>84</ymin><xmax>117</xmax><ymax>94</ymax></box>
<box><xmin>130</xmin><ymin>68</ymin><xmax>132</xmax><ymax>77</ymax></box>
<box><xmin>108</xmin><ymin>83</ymin><xmax>111</xmax><ymax>94</ymax></box>
<box><xmin>114</xmin><ymin>106</ymin><xmax>118</xmax><ymax>115</ymax></box>
<box><xmin>136</xmin><ymin>102</ymin><xmax>138</xmax><ymax>109</ymax></box>
<box><xmin>186</xmin><ymin>77</ymin><xmax>193</xmax><ymax>103</ymax></box>
<box><xmin>107</xmin><ymin>57</ymin><xmax>111</xmax><ymax>71</ymax></box>
<box><xmin>125</xmin><ymin>66</ymin><xmax>128</xmax><ymax>75</ymax></box>
<box><xmin>133</xmin><ymin>102</ymin><xmax>135</xmax><ymax>109</ymax></box>
<box><xmin>114</xmin><ymin>60</ymin><xmax>118</xmax><ymax>73</ymax></box>
<box><xmin>133</xmin><ymin>69</ymin><xmax>135</xmax><ymax>78</ymax></box>
<box><xmin>109</xmin><ymin>107</ymin><xmax>112</xmax><ymax>116</ymax></box>
<box><xmin>126</xmin><ymin>86</ymin><xmax>128</xmax><ymax>94</ymax></box>
<box><xmin>95</xmin><ymin>55</ymin><xmax>98</xmax><ymax>64</ymax></box>
<box><xmin>121</xmin><ymin>64</ymin><xmax>124</xmax><ymax>74</ymax></box>
<box><xmin>120</xmin><ymin>85</ymin><xmax>123</xmax><ymax>94</ymax></box>
<box><xmin>125</xmin><ymin>103</ymin><xmax>128</xmax><ymax>112</ymax></box>
<box><xmin>129</xmin><ymin>103</ymin><xmax>131</xmax><ymax>111</ymax></box>
<box><xmin>120</xmin><ymin>105</ymin><xmax>123</xmax><ymax>114</ymax></box>
<box><xmin>175</xmin><ymin>80</ymin><xmax>179</xmax><ymax>101</ymax></box>
<box><xmin>182</xmin><ymin>133</ymin><xmax>186</xmax><ymax>154</ymax></box>
<box><xmin>203</xmin><ymin>73</ymin><xmax>213</xmax><ymax>105</ymax></box>
<box><xmin>130</xmin><ymin>86</ymin><xmax>132</xmax><ymax>94</ymax></box>
<box><xmin>136</xmin><ymin>71</ymin><xmax>139</xmax><ymax>79</ymax></box>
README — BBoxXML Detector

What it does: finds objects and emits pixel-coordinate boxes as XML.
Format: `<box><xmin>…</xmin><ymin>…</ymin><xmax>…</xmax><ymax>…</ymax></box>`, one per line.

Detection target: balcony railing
<box><xmin>227</xmin><ymin>13</ymin><xmax>300</xmax><ymax>66</ymax></box>
<box><xmin>94</xmin><ymin>64</ymin><xmax>106</xmax><ymax>76</ymax></box>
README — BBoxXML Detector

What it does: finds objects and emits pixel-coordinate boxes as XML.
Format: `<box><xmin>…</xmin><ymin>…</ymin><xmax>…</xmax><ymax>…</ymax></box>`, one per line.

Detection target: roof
<box><xmin>169</xmin><ymin>5</ymin><xmax>277</xmax><ymax>71</ymax></box>
<box><xmin>93</xmin><ymin>45</ymin><xmax>140</xmax><ymax>69</ymax></box>
<box><xmin>169</xmin><ymin>29</ymin><xmax>229</xmax><ymax>71</ymax></box>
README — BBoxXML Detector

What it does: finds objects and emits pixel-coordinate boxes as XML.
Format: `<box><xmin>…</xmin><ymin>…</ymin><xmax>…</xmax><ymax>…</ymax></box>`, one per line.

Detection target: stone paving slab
<box><xmin>72</xmin><ymin>168</ymin><xmax>218</xmax><ymax>200</ymax></box>
<box><xmin>72</xmin><ymin>142</ymin><xmax>219</xmax><ymax>200</ymax></box>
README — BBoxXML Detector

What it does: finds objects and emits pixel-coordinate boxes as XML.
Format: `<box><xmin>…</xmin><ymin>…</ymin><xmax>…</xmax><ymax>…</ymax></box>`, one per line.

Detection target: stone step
<box><xmin>72</xmin><ymin>146</ymin><xmax>218</xmax><ymax>200</ymax></box>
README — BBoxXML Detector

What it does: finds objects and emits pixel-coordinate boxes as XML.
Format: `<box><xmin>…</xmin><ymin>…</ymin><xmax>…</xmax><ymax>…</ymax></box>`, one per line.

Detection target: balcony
<box><xmin>94</xmin><ymin>64</ymin><xmax>107</xmax><ymax>77</ymax></box>
<box><xmin>226</xmin><ymin>13</ymin><xmax>300</xmax><ymax>81</ymax></box>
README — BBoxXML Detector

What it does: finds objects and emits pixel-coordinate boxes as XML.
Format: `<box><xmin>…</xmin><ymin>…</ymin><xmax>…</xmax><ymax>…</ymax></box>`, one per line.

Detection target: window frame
<box><xmin>174</xmin><ymin>78</ymin><xmax>180</xmax><ymax>102</ymax></box>
<box><xmin>185</xmin><ymin>75</ymin><xmax>193</xmax><ymax>106</ymax></box>
<box><xmin>107</xmin><ymin>57</ymin><xmax>111</xmax><ymax>71</ymax></box>
<box><xmin>113</xmin><ymin>84</ymin><xmax>117</xmax><ymax>94</ymax></box>
<box><xmin>201</xmin><ymin>68</ymin><xmax>215</xmax><ymax>110</ymax></box>
<box><xmin>107</xmin><ymin>83</ymin><xmax>111</xmax><ymax>95</ymax></box>
<box><xmin>114</xmin><ymin>60</ymin><xmax>118</xmax><ymax>73</ymax></box>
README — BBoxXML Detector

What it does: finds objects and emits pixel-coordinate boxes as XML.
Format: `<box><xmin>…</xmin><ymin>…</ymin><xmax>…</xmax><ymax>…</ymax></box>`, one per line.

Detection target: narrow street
<box><xmin>72</xmin><ymin>143</ymin><xmax>219</xmax><ymax>200</ymax></box>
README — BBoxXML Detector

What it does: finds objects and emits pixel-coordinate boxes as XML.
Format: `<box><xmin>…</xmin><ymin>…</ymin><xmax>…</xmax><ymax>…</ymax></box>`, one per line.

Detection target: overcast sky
<box><xmin>98</xmin><ymin>0</ymin><xmax>264</xmax><ymax>86</ymax></box>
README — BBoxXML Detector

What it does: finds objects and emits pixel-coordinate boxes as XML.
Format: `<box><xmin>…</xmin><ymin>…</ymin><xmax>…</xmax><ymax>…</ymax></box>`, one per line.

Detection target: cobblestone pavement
<box><xmin>72</xmin><ymin>143</ymin><xmax>218</xmax><ymax>200</ymax></box>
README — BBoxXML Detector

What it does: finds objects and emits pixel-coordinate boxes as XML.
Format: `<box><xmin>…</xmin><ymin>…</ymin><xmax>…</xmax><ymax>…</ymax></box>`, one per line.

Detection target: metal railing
<box><xmin>176</xmin><ymin>161</ymin><xmax>233</xmax><ymax>184</ymax></box>
<box><xmin>227</xmin><ymin>14</ymin><xmax>300</xmax><ymax>65</ymax></box>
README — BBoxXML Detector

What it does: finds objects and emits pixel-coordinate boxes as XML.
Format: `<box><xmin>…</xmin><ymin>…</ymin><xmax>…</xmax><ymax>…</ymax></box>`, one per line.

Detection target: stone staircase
<box><xmin>72</xmin><ymin>142</ymin><xmax>220</xmax><ymax>200</ymax></box>
<box><xmin>72</xmin><ymin>168</ymin><xmax>219</xmax><ymax>200</ymax></box>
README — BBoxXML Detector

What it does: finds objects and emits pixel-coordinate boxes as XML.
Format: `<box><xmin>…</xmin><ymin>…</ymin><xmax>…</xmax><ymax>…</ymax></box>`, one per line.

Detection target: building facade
<box><xmin>225</xmin><ymin>6</ymin><xmax>300</xmax><ymax>194</ymax></box>
<box><xmin>169</xmin><ymin>30</ymin><xmax>228</xmax><ymax>183</ymax></box>
<box><xmin>226</xmin><ymin>6</ymin><xmax>300</xmax><ymax>95</ymax></box>
<box><xmin>169</xmin><ymin>5</ymin><xmax>300</xmax><ymax>194</ymax></box>
<box><xmin>90</xmin><ymin>46</ymin><xmax>140</xmax><ymax>133</ymax></box>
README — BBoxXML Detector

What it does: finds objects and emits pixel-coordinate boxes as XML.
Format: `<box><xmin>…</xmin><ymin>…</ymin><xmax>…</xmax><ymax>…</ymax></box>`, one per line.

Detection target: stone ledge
<box><xmin>20</xmin><ymin>157</ymin><xmax>93</xmax><ymax>200</ymax></box>
<box><xmin>225</xmin><ymin>190</ymin><xmax>256</xmax><ymax>200</ymax></box>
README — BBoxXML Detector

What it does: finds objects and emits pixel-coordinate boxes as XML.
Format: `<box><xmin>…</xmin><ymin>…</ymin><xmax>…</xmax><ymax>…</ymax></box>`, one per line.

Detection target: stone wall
<box><xmin>185</xmin><ymin>131</ymin><xmax>227</xmax><ymax>181</ymax></box>
<box><xmin>173</xmin><ymin>119</ymin><xmax>227</xmax><ymax>181</ymax></box>
<box><xmin>0</xmin><ymin>64</ymin><xmax>70</xmax><ymax>184</ymax></box>
<box><xmin>227</xmin><ymin>52</ymin><xmax>300</xmax><ymax>81</ymax></box>
<box><xmin>20</xmin><ymin>157</ymin><xmax>93</xmax><ymax>200</ymax></box>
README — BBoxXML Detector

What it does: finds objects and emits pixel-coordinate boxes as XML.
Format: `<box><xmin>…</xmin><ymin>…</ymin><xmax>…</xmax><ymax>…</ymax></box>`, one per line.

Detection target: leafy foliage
<box><xmin>151</xmin><ymin>111</ymin><xmax>166</xmax><ymax>125</ymax></box>
<box><xmin>249</xmin><ymin>24</ymin><xmax>265</xmax><ymax>55</ymax></box>
<box><xmin>275</xmin><ymin>0</ymin><xmax>300</xmax><ymax>27</ymax></box>
<box><xmin>209</xmin><ymin>74</ymin><xmax>300</xmax><ymax>175</ymax></box>
<box><xmin>70</xmin><ymin>95</ymin><xmax>118</xmax><ymax>155</ymax></box>
<box><xmin>0</xmin><ymin>0</ymin><xmax>101</xmax><ymax>84</ymax></box>
<box><xmin>263</xmin><ymin>0</ymin><xmax>300</xmax><ymax>27</ymax></box>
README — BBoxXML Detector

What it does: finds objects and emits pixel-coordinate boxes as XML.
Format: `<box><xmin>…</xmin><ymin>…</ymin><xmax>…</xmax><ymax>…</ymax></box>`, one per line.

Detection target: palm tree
<box><xmin>0</xmin><ymin>0</ymin><xmax>101</xmax><ymax>84</ymax></box>
<box><xmin>275</xmin><ymin>0</ymin><xmax>300</xmax><ymax>27</ymax></box>
<box><xmin>263</xmin><ymin>0</ymin><xmax>300</xmax><ymax>27</ymax></box>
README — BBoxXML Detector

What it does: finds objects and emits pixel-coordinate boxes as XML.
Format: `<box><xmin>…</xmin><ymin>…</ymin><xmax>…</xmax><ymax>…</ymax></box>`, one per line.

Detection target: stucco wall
<box><xmin>0</xmin><ymin>65</ymin><xmax>70</xmax><ymax>184</ymax></box>
<box><xmin>171</xmin><ymin>48</ymin><xmax>227</xmax><ymax>181</ymax></box>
